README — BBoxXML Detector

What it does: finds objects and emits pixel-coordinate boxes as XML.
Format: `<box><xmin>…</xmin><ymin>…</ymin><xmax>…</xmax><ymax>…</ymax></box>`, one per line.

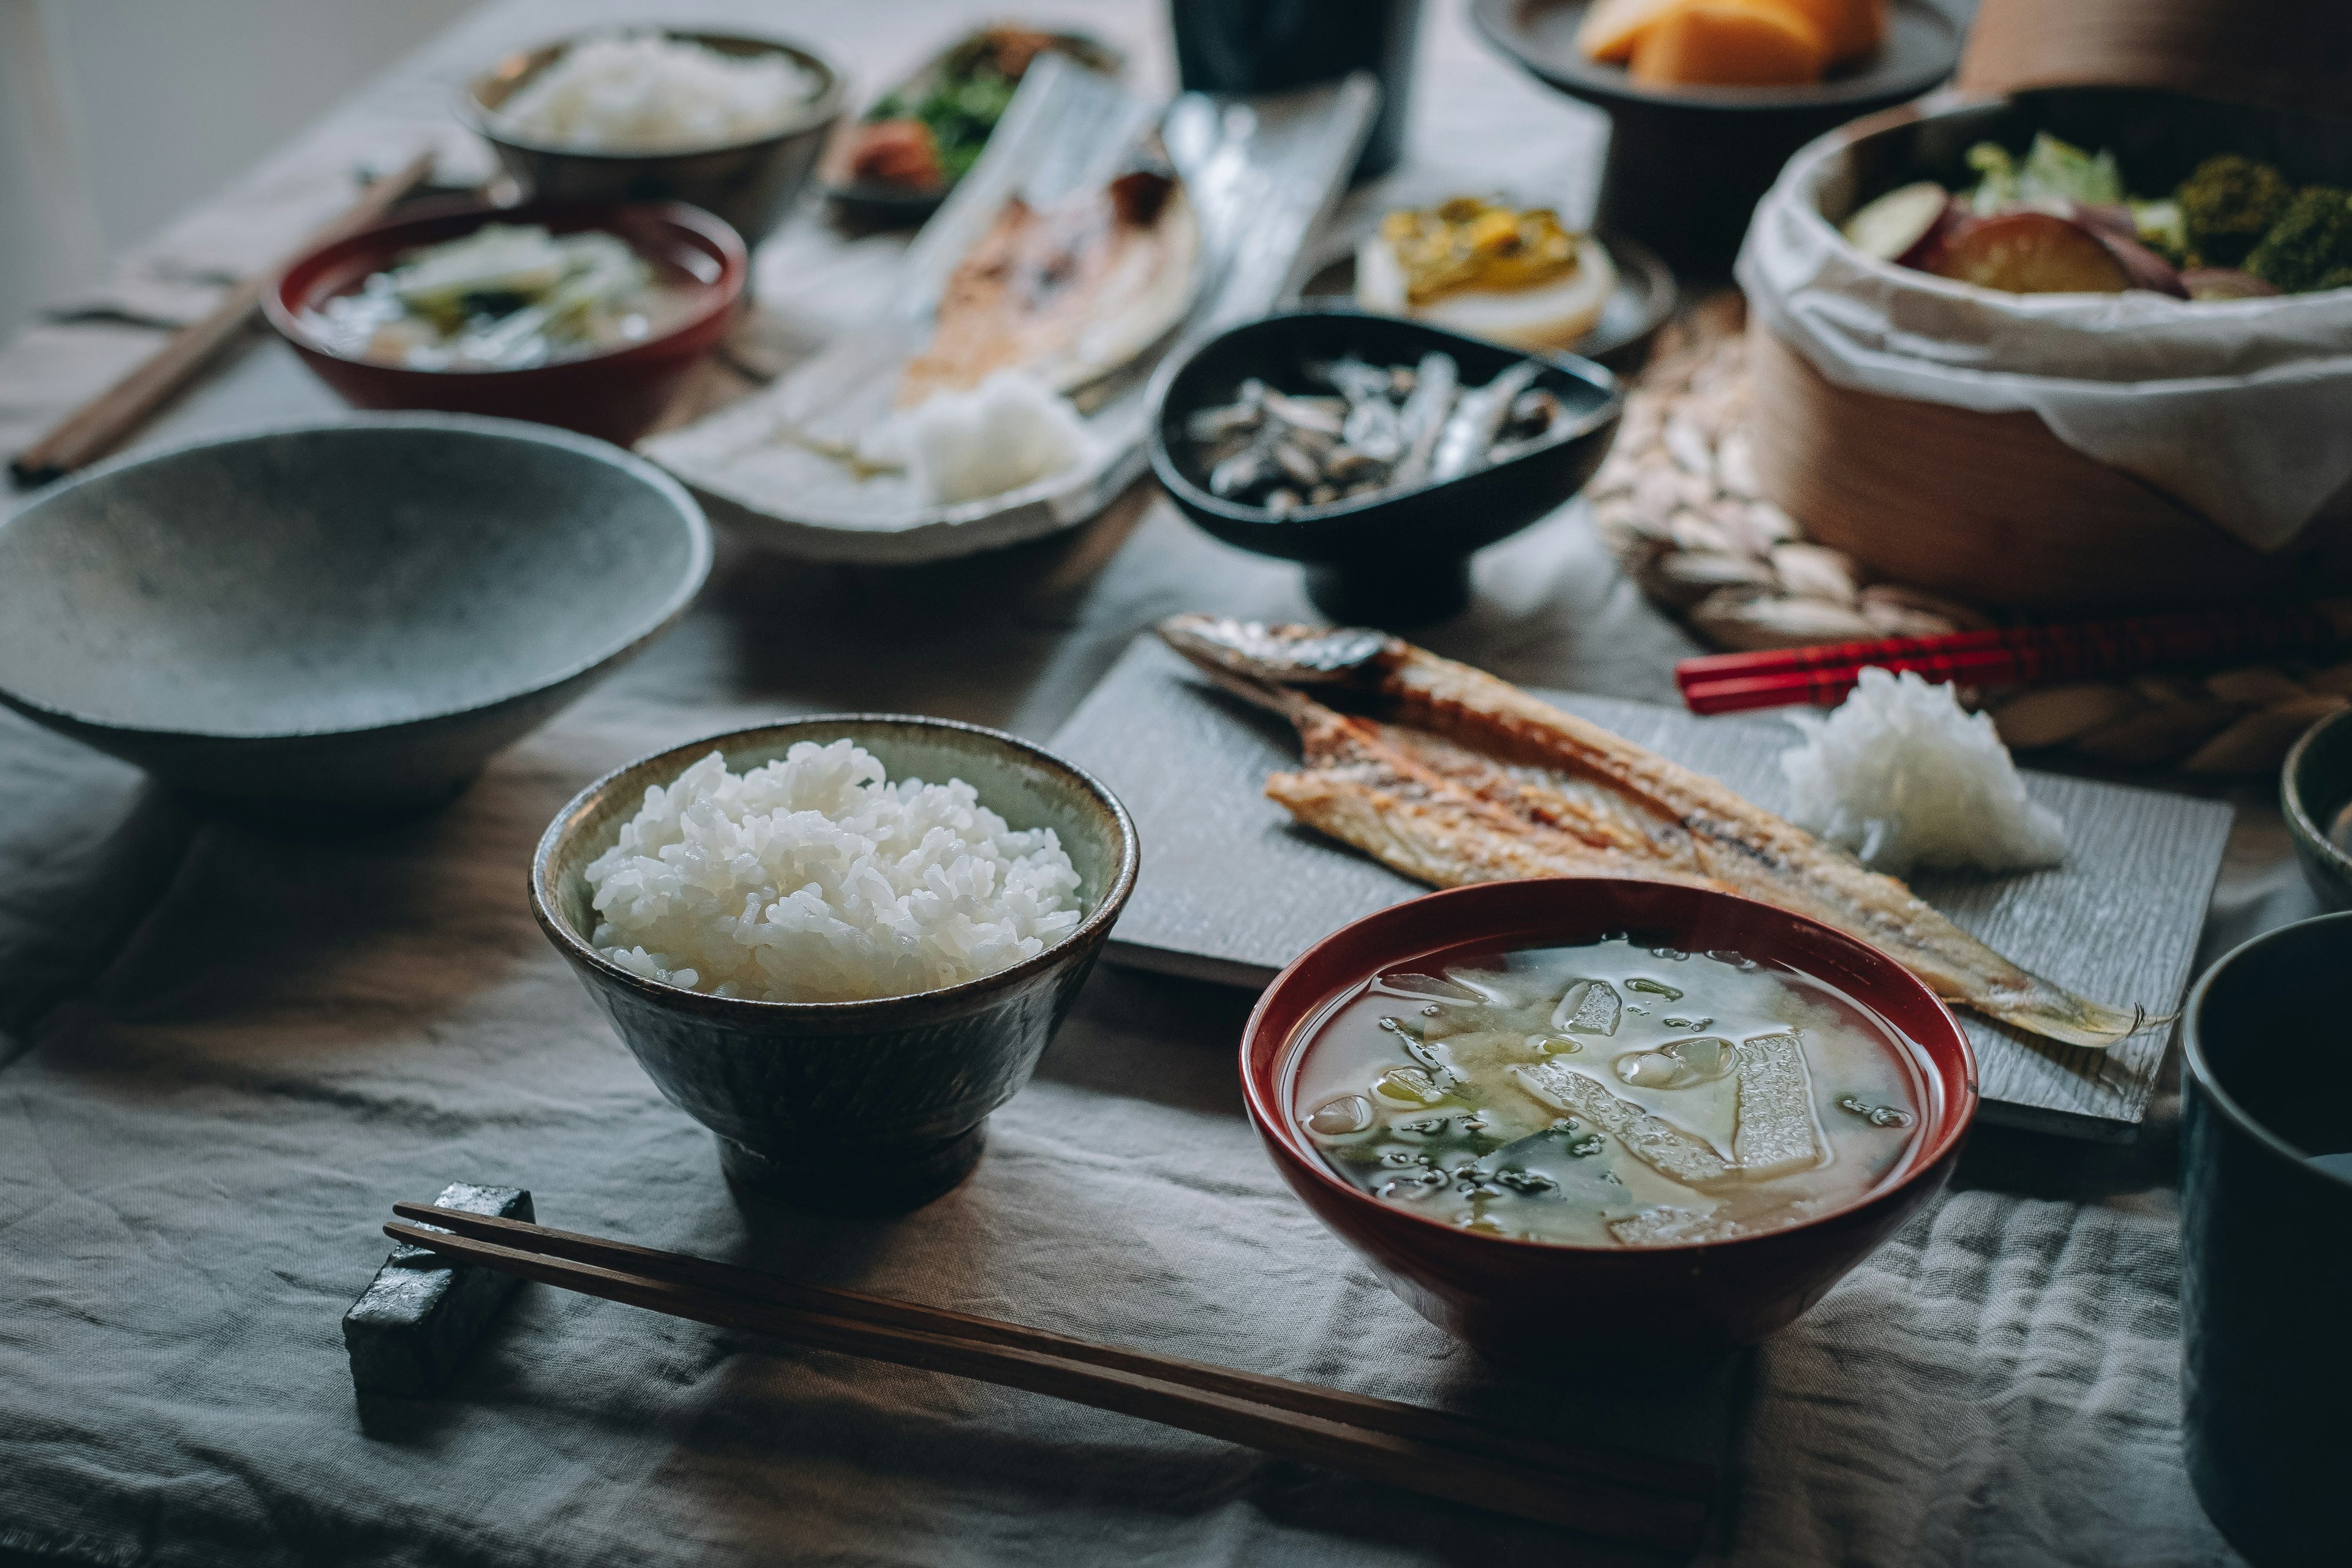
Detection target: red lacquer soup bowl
<box><xmin>266</xmin><ymin>198</ymin><xmax>745</xmax><ymax>448</ymax></box>
<box><xmin>1241</xmin><ymin>878</ymin><xmax>1978</xmax><ymax>1366</ymax></box>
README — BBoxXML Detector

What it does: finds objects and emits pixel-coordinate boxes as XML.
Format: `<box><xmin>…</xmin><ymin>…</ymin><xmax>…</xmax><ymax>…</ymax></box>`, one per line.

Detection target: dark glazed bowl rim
<box><xmin>1240</xmin><ymin>876</ymin><xmax>1978</xmax><ymax>1255</ymax></box>
<box><xmin>0</xmin><ymin>413</ymin><xmax>712</xmax><ymax>742</ymax></box>
<box><xmin>262</xmin><ymin>198</ymin><xmax>748</xmax><ymax>380</ymax></box>
<box><xmin>462</xmin><ymin>29</ymin><xmax>848</xmax><ymax>162</ymax></box>
<box><xmin>2180</xmin><ymin>908</ymin><xmax>2352</xmax><ymax>1193</ymax></box>
<box><xmin>2280</xmin><ymin>706</ymin><xmax>2352</xmax><ymax>891</ymax></box>
<box><xmin>531</xmin><ymin>714</ymin><xmax>1141</xmax><ymax>1021</ymax></box>
<box><xmin>1468</xmin><ymin>0</ymin><xmax>1961</xmax><ymax>113</ymax></box>
<box><xmin>1146</xmin><ymin>307</ymin><xmax>1623</xmax><ymax>532</ymax></box>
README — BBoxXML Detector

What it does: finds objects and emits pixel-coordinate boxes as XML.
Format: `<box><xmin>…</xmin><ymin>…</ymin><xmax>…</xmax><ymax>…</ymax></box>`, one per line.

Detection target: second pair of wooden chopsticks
<box><xmin>385</xmin><ymin>1202</ymin><xmax>1713</xmax><ymax>1551</ymax></box>
<box><xmin>8</xmin><ymin>149</ymin><xmax>437</xmax><ymax>488</ymax></box>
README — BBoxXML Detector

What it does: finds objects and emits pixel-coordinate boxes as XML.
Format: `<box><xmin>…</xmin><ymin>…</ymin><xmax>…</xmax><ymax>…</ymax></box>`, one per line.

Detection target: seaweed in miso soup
<box><xmin>1290</xmin><ymin>937</ymin><xmax>1927</xmax><ymax>1246</ymax></box>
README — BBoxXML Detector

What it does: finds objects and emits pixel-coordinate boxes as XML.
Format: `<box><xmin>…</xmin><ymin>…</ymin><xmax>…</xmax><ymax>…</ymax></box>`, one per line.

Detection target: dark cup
<box><xmin>1170</xmin><ymin>0</ymin><xmax>1421</xmax><ymax>181</ymax></box>
<box><xmin>2180</xmin><ymin>911</ymin><xmax>2352</xmax><ymax>1566</ymax></box>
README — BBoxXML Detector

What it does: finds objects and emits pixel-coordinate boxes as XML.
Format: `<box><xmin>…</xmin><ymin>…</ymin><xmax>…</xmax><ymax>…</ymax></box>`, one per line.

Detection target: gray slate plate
<box><xmin>1052</xmin><ymin>637</ymin><xmax>2233</xmax><ymax>1142</ymax></box>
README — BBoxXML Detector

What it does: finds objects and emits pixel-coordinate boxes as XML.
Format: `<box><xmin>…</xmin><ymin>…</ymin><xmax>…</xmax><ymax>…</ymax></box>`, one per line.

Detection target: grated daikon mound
<box><xmin>858</xmin><ymin>371</ymin><xmax>1091</xmax><ymax>506</ymax></box>
<box><xmin>584</xmin><ymin>742</ymin><xmax>1083</xmax><ymax>1003</ymax></box>
<box><xmin>498</xmin><ymin>32</ymin><xmax>816</xmax><ymax>154</ymax></box>
<box><xmin>1779</xmin><ymin>667</ymin><xmax>2065</xmax><ymax>877</ymax></box>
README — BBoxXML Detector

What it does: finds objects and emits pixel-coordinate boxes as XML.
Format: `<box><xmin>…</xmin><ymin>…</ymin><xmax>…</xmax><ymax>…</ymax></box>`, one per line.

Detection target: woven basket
<box><xmin>1746</xmin><ymin>322</ymin><xmax>2352</xmax><ymax>611</ymax></box>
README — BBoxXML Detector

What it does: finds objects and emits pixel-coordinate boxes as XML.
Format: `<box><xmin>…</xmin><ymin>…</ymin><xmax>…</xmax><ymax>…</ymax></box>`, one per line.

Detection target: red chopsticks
<box><xmin>1675</xmin><ymin>599</ymin><xmax>2352</xmax><ymax>715</ymax></box>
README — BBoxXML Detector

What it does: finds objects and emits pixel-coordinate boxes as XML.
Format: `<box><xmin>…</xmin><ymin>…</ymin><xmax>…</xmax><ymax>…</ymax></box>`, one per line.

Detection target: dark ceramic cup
<box><xmin>532</xmin><ymin>717</ymin><xmax>1139</xmax><ymax>1211</ymax></box>
<box><xmin>2180</xmin><ymin>911</ymin><xmax>2352</xmax><ymax>1567</ymax></box>
<box><xmin>1171</xmin><ymin>0</ymin><xmax>1420</xmax><ymax>181</ymax></box>
<box><xmin>2282</xmin><ymin>707</ymin><xmax>2352</xmax><ymax>911</ymax></box>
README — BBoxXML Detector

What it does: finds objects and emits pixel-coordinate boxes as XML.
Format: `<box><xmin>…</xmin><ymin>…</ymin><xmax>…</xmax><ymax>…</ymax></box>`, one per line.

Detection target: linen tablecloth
<box><xmin>0</xmin><ymin>4</ymin><xmax>2311</xmax><ymax>1564</ymax></box>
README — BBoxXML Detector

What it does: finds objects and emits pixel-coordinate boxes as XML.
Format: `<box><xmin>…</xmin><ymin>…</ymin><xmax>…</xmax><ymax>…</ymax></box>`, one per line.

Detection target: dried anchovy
<box><xmin>1185</xmin><ymin>353</ymin><xmax>1566</xmax><ymax>516</ymax></box>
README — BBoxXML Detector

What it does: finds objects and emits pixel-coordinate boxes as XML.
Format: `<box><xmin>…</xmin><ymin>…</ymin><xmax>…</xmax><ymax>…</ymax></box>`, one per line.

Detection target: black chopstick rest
<box><xmin>342</xmin><ymin>1182</ymin><xmax>533</xmax><ymax>1397</ymax></box>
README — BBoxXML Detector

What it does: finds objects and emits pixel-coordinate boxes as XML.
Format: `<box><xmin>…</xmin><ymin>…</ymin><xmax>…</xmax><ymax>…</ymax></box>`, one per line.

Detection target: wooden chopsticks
<box><xmin>386</xmin><ymin>1202</ymin><xmax>1713</xmax><ymax>1551</ymax></box>
<box><xmin>8</xmin><ymin>149</ymin><xmax>437</xmax><ymax>488</ymax></box>
<box><xmin>1675</xmin><ymin>598</ymin><xmax>2352</xmax><ymax>715</ymax></box>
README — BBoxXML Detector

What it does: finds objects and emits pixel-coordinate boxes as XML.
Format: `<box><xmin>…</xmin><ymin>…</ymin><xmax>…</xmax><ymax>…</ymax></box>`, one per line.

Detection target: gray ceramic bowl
<box><xmin>2283</xmin><ymin>706</ymin><xmax>2352</xmax><ymax>911</ymax></box>
<box><xmin>0</xmin><ymin>415</ymin><xmax>710</xmax><ymax>816</ymax></box>
<box><xmin>530</xmin><ymin>717</ymin><xmax>1140</xmax><ymax>1210</ymax></box>
<box><xmin>464</xmin><ymin>31</ymin><xmax>845</xmax><ymax>243</ymax></box>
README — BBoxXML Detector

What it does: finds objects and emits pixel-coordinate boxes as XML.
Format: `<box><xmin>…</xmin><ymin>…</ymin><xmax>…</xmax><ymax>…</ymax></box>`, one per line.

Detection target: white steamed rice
<box><xmin>498</xmin><ymin>31</ymin><xmax>816</xmax><ymax>154</ymax></box>
<box><xmin>584</xmin><ymin>742</ymin><xmax>1084</xmax><ymax>1003</ymax></box>
<box><xmin>1780</xmin><ymin>666</ymin><xmax>2065</xmax><ymax>877</ymax></box>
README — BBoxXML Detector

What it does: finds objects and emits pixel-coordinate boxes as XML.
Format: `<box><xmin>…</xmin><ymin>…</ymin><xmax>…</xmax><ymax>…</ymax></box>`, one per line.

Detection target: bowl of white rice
<box><xmin>466</xmin><ymin>29</ymin><xmax>845</xmax><ymax>242</ymax></box>
<box><xmin>531</xmin><ymin>715</ymin><xmax>1138</xmax><ymax>1210</ymax></box>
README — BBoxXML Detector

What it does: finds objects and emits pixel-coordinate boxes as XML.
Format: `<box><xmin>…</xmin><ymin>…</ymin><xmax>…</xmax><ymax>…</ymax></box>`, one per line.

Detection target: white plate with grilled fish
<box><xmin>1050</xmin><ymin>624</ymin><xmax>2233</xmax><ymax>1141</ymax></box>
<box><xmin>644</xmin><ymin>61</ymin><xmax>1376</xmax><ymax>564</ymax></box>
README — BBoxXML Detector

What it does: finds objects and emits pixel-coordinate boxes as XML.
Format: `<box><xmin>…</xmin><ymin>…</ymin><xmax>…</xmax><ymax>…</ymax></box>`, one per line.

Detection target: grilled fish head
<box><xmin>1156</xmin><ymin>614</ymin><xmax>1396</xmax><ymax>693</ymax></box>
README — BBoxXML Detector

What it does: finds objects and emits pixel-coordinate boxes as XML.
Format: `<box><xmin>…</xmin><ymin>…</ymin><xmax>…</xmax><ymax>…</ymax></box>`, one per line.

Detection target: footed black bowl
<box><xmin>1471</xmin><ymin>0</ymin><xmax>1961</xmax><ymax>272</ymax></box>
<box><xmin>1148</xmin><ymin>309</ymin><xmax>1622</xmax><ymax>626</ymax></box>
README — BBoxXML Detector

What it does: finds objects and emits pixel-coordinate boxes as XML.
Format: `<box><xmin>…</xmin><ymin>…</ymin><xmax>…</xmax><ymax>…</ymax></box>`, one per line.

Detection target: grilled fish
<box><xmin>1159</xmin><ymin>613</ymin><xmax>2148</xmax><ymax>1051</ymax></box>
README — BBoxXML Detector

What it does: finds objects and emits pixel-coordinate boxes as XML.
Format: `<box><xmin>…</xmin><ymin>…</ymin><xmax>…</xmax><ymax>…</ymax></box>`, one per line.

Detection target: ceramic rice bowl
<box><xmin>531</xmin><ymin>716</ymin><xmax>1140</xmax><ymax>1210</ymax></box>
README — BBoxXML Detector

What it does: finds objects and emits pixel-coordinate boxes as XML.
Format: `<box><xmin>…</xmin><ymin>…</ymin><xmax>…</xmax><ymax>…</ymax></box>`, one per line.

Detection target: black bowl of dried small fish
<box><xmin>1149</xmin><ymin>310</ymin><xmax>1621</xmax><ymax>624</ymax></box>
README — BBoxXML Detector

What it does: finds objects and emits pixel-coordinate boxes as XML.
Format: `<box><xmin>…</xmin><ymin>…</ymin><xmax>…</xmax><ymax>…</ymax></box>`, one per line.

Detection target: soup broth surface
<box><xmin>1292</xmin><ymin>935</ymin><xmax>1927</xmax><ymax>1247</ymax></box>
<box><xmin>304</xmin><ymin>223</ymin><xmax>704</xmax><ymax>372</ymax></box>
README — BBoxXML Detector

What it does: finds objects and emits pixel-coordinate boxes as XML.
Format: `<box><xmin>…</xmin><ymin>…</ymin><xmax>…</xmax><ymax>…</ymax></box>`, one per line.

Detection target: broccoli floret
<box><xmin>2318</xmin><ymin>266</ymin><xmax>2352</xmax><ymax>292</ymax></box>
<box><xmin>2176</xmin><ymin>154</ymin><xmax>2293</xmax><ymax>265</ymax></box>
<box><xmin>2245</xmin><ymin>186</ymin><xmax>2352</xmax><ymax>292</ymax></box>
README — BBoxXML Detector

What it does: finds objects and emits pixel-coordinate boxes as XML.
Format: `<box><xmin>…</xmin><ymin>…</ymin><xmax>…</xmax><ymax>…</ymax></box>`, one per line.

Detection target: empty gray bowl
<box><xmin>530</xmin><ymin>717</ymin><xmax>1140</xmax><ymax>1211</ymax></box>
<box><xmin>0</xmin><ymin>415</ymin><xmax>710</xmax><ymax>815</ymax></box>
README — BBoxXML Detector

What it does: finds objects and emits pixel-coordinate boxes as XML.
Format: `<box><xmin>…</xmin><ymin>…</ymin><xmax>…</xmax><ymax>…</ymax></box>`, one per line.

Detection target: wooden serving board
<box><xmin>1051</xmin><ymin>637</ymin><xmax>2233</xmax><ymax>1142</ymax></box>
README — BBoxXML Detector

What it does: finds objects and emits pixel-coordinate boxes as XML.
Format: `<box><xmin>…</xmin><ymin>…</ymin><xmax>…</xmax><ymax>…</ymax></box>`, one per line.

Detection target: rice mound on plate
<box><xmin>584</xmin><ymin>741</ymin><xmax>1084</xmax><ymax>1003</ymax></box>
<box><xmin>1779</xmin><ymin>666</ymin><xmax>2066</xmax><ymax>878</ymax></box>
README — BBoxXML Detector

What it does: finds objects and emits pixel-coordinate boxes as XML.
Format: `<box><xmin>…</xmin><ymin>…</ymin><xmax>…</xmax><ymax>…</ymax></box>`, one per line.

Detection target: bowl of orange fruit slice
<box><xmin>1471</xmin><ymin>0</ymin><xmax>1961</xmax><ymax>271</ymax></box>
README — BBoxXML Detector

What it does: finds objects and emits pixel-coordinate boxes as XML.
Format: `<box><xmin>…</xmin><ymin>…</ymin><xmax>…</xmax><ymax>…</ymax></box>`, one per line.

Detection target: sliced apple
<box><xmin>2095</xmin><ymin>232</ymin><xmax>2187</xmax><ymax>296</ymax></box>
<box><xmin>1923</xmin><ymin>210</ymin><xmax>2130</xmax><ymax>295</ymax></box>
<box><xmin>2065</xmin><ymin>202</ymin><xmax>2136</xmax><ymax>244</ymax></box>
<box><xmin>1842</xmin><ymin>181</ymin><xmax>1957</xmax><ymax>263</ymax></box>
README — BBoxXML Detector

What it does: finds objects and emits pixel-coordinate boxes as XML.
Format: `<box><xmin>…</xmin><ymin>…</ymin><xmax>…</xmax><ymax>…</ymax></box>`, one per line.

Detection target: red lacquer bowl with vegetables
<box><xmin>267</xmin><ymin>199</ymin><xmax>745</xmax><ymax>447</ymax></box>
<box><xmin>1241</xmin><ymin>878</ymin><xmax>1977</xmax><ymax>1366</ymax></box>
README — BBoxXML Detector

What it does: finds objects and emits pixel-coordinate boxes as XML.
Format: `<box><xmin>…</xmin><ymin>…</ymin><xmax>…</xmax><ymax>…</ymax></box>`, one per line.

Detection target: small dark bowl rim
<box><xmin>1468</xmin><ymin>0</ymin><xmax>1962</xmax><ymax>113</ymax></box>
<box><xmin>461</xmin><ymin>28</ymin><xmax>848</xmax><ymax>162</ymax></box>
<box><xmin>1147</xmin><ymin>306</ymin><xmax>1624</xmax><ymax>530</ymax></box>
<box><xmin>2180</xmin><ymin>907</ymin><xmax>2352</xmax><ymax>1193</ymax></box>
<box><xmin>0</xmin><ymin>412</ymin><xmax>712</xmax><ymax>742</ymax></box>
<box><xmin>530</xmin><ymin>714</ymin><xmax>1142</xmax><ymax>1020</ymax></box>
<box><xmin>1240</xmin><ymin>876</ymin><xmax>1978</xmax><ymax>1256</ymax></box>
<box><xmin>2280</xmin><ymin>704</ymin><xmax>2352</xmax><ymax>892</ymax></box>
<box><xmin>262</xmin><ymin>197</ymin><xmax>748</xmax><ymax>380</ymax></box>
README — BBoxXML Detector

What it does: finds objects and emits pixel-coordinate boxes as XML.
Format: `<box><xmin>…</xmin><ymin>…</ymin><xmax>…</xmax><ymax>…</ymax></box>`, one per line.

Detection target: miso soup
<box><xmin>1289</xmin><ymin>935</ymin><xmax>1930</xmax><ymax>1247</ymax></box>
